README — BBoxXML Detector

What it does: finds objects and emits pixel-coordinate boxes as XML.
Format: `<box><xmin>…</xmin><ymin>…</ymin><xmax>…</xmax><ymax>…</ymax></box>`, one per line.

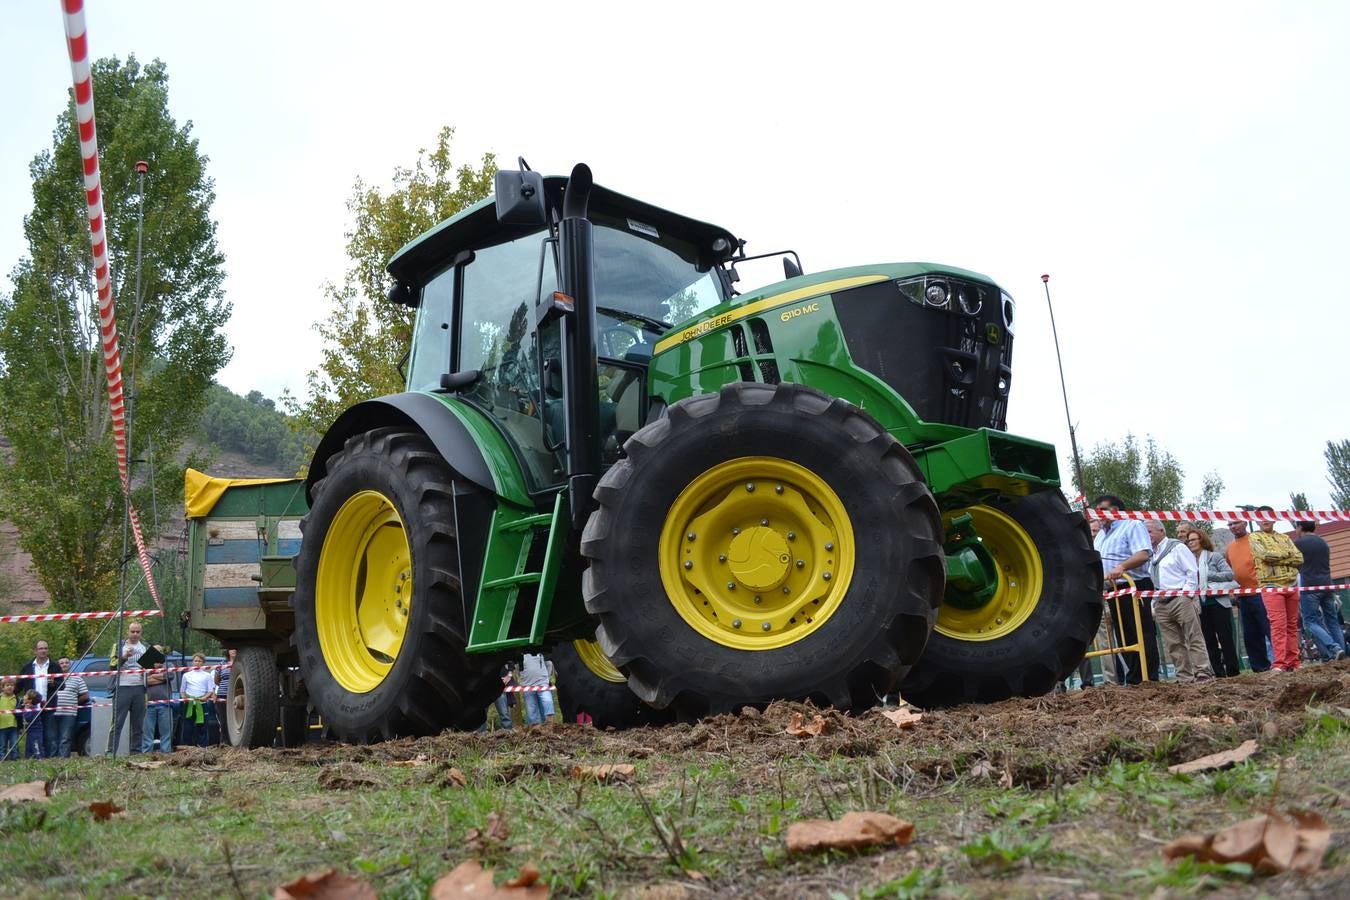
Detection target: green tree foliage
<box><xmin>1078</xmin><ymin>434</ymin><xmax>1184</xmax><ymax>513</ymax></box>
<box><xmin>1326</xmin><ymin>439</ymin><xmax>1350</xmax><ymax>510</ymax></box>
<box><xmin>1290</xmin><ymin>491</ymin><xmax>1310</xmax><ymax>513</ymax></box>
<box><xmin>285</xmin><ymin>128</ymin><xmax>495</xmax><ymax>441</ymax></box>
<box><xmin>199</xmin><ymin>383</ymin><xmax>311</xmax><ymax>474</ymax></box>
<box><xmin>0</xmin><ymin>57</ymin><xmax>230</xmax><ymax>612</ymax></box>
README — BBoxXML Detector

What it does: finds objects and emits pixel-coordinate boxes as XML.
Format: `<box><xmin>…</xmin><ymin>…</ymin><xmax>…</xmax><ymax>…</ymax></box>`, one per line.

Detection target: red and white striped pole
<box><xmin>60</xmin><ymin>0</ymin><xmax>161</xmax><ymax>609</ymax></box>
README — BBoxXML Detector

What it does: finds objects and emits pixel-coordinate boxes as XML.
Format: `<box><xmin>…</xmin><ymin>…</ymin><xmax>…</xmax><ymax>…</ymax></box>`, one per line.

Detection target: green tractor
<box><xmin>291</xmin><ymin>163</ymin><xmax>1101</xmax><ymax>741</ymax></box>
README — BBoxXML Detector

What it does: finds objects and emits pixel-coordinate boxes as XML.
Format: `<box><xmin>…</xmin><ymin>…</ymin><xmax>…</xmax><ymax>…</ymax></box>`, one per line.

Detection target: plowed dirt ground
<box><xmin>5</xmin><ymin>663</ymin><xmax>1350</xmax><ymax>898</ymax></box>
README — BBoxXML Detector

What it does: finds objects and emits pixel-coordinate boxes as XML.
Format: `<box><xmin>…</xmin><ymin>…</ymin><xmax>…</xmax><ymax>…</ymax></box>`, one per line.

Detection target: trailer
<box><xmin>184</xmin><ymin>469</ymin><xmax>311</xmax><ymax>747</ymax></box>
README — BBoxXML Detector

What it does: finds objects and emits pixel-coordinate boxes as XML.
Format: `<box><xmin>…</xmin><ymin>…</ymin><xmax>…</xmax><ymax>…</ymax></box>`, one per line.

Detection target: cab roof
<box><xmin>387</xmin><ymin>175</ymin><xmax>740</xmax><ymax>289</ymax></box>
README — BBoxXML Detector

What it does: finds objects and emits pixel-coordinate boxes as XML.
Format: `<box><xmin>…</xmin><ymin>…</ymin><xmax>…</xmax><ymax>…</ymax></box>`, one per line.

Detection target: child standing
<box><xmin>20</xmin><ymin>690</ymin><xmax>44</xmax><ymax>760</ymax></box>
<box><xmin>0</xmin><ymin>679</ymin><xmax>18</xmax><ymax>761</ymax></box>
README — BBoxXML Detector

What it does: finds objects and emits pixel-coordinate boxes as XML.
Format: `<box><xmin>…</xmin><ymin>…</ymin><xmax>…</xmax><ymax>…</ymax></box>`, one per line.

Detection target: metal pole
<box><xmin>1040</xmin><ymin>274</ymin><xmax>1086</xmax><ymax>495</ymax></box>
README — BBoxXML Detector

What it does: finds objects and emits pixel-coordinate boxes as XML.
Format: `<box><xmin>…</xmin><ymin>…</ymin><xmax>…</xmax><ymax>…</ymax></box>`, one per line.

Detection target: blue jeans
<box><xmin>1301</xmin><ymin>590</ymin><xmax>1345</xmax><ymax>660</ymax></box>
<box><xmin>0</xmin><ymin>727</ymin><xmax>16</xmax><ymax>761</ymax></box>
<box><xmin>142</xmin><ymin>705</ymin><xmax>174</xmax><ymax>753</ymax></box>
<box><xmin>1237</xmin><ymin>595</ymin><xmax>1272</xmax><ymax>672</ymax></box>
<box><xmin>522</xmin><ymin>689</ymin><xmax>555</xmax><ymax>725</ymax></box>
<box><xmin>55</xmin><ymin>715</ymin><xmax>78</xmax><ymax>757</ymax></box>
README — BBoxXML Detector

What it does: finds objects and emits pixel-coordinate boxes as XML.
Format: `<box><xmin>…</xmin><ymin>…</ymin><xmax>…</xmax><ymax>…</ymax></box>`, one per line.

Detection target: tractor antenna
<box><xmin>1041</xmin><ymin>274</ymin><xmax>1086</xmax><ymax>496</ymax></box>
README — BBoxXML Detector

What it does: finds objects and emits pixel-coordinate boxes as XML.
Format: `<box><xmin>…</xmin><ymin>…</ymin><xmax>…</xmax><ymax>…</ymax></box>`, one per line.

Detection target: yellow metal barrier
<box><xmin>1081</xmin><ymin>574</ymin><xmax>1150</xmax><ymax>683</ymax></box>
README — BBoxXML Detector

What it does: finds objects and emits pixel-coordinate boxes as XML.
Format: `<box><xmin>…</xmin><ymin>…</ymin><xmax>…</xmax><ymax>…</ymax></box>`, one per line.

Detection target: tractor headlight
<box><xmin>896</xmin><ymin>275</ymin><xmax>987</xmax><ymax>317</ymax></box>
<box><xmin>1001</xmin><ymin>292</ymin><xmax>1016</xmax><ymax>334</ymax></box>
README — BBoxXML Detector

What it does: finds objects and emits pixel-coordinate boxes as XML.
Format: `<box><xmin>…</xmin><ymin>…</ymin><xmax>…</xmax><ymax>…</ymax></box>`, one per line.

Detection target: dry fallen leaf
<box><xmin>273</xmin><ymin>868</ymin><xmax>378</xmax><ymax>899</ymax></box>
<box><xmin>969</xmin><ymin>760</ymin><xmax>995</xmax><ymax>779</ymax></box>
<box><xmin>88</xmin><ymin>801</ymin><xmax>125</xmax><ymax>822</ymax></box>
<box><xmin>998</xmin><ymin>768</ymin><xmax>1014</xmax><ymax>790</ymax></box>
<box><xmin>466</xmin><ymin>811</ymin><xmax>512</xmax><ymax>851</ymax></box>
<box><xmin>786</xmin><ymin>811</ymin><xmax>915</xmax><ymax>854</ymax></box>
<box><xmin>786</xmin><ymin>712</ymin><xmax>828</xmax><ymax>738</ymax></box>
<box><xmin>1162</xmin><ymin>810</ymin><xmax>1330</xmax><ymax>874</ymax></box>
<box><xmin>568</xmin><ymin>764</ymin><xmax>636</xmax><ymax>783</ymax></box>
<box><xmin>317</xmin><ymin>767</ymin><xmax>381</xmax><ymax>791</ymax></box>
<box><xmin>430</xmin><ymin>860</ymin><xmax>549</xmax><ymax>898</ymax></box>
<box><xmin>0</xmin><ymin>780</ymin><xmax>51</xmax><ymax>803</ymax></box>
<box><xmin>878</xmin><ymin>708</ymin><xmax>923</xmax><ymax>729</ymax></box>
<box><xmin>127</xmin><ymin>760</ymin><xmax>167</xmax><ymax>770</ymax></box>
<box><xmin>444</xmin><ymin>767</ymin><xmax>468</xmax><ymax>787</ymax></box>
<box><xmin>389</xmin><ymin>753</ymin><xmax>431</xmax><ymax>768</ymax></box>
<box><xmin>1167</xmin><ymin>740</ymin><xmax>1258</xmax><ymax>775</ymax></box>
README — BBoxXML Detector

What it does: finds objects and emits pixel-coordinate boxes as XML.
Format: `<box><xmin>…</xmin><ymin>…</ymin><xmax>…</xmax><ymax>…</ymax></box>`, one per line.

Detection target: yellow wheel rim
<box><xmin>936</xmin><ymin>505</ymin><xmax>1043</xmax><ymax>641</ymax></box>
<box><xmin>574</xmin><ymin>639</ymin><xmax>626</xmax><ymax>684</ymax></box>
<box><xmin>658</xmin><ymin>456</ymin><xmax>854</xmax><ymax>651</ymax></box>
<box><xmin>316</xmin><ymin>490</ymin><xmax>413</xmax><ymax>693</ymax></box>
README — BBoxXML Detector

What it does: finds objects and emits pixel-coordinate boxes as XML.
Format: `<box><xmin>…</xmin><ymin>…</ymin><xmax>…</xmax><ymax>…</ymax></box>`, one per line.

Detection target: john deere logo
<box><xmin>986</xmin><ymin>323</ymin><xmax>1001</xmax><ymax>344</ymax></box>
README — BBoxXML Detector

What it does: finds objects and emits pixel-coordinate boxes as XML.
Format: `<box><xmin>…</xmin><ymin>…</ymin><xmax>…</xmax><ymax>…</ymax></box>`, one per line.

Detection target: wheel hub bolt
<box><xmin>684</xmin><ymin>560</ymin><xmax>693</xmax><ymax>570</ymax></box>
<box><xmin>754</xmin><ymin>596</ymin><xmax>762</xmax><ymax>604</ymax></box>
<box><xmin>727</xmin><ymin>582</ymin><xmax>736</xmax><ymax>590</ymax></box>
<box><xmin>995</xmin><ymin>617</ymin><xmax>1004</xmax><ymax>625</ymax></box>
<box><xmin>762</xmin><ymin>622</ymin><xmax>771</xmax><ymax>631</ymax></box>
<box><xmin>782</xmin><ymin>586</ymin><xmax>790</xmax><ymax>594</ymax></box>
<box><xmin>732</xmin><ymin>619</ymin><xmax>742</xmax><ymax>629</ymax></box>
<box><xmin>822</xmin><ymin>571</ymin><xmax>832</xmax><ymax>581</ymax></box>
<box><xmin>719</xmin><ymin>554</ymin><xmax>727</xmax><ymax>563</ymax></box>
<box><xmin>760</xmin><ymin>518</ymin><xmax>769</xmax><ymax>526</ymax></box>
<box><xmin>745</xmin><ymin>482</ymin><xmax>755</xmax><ymax>492</ymax></box>
<box><xmin>787</xmin><ymin>532</ymin><xmax>796</xmax><ymax>541</ymax></box>
<box><xmin>687</xmin><ymin>532</ymin><xmax>696</xmax><ymax>542</ymax></box>
<box><xmin>795</xmin><ymin>559</ymin><xmax>805</xmax><ymax>569</ymax></box>
<box><xmin>775</xmin><ymin>484</ymin><xmax>784</xmax><ymax>494</ymax></box>
<box><xmin>825</xmin><ymin>542</ymin><xmax>834</xmax><ymax>551</ymax></box>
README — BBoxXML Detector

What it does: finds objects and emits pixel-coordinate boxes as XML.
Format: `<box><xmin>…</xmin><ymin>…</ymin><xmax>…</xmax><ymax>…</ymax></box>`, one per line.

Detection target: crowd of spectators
<box><xmin>1085</xmin><ymin>494</ymin><xmax>1345</xmax><ymax>686</ymax></box>
<box><xmin>482</xmin><ymin>652</ymin><xmax>558</xmax><ymax>730</ymax></box>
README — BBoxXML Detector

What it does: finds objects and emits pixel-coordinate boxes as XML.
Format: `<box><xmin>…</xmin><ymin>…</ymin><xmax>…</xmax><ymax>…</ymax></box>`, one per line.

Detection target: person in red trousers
<box><xmin>1248</xmin><ymin>506</ymin><xmax>1305</xmax><ymax>672</ymax></box>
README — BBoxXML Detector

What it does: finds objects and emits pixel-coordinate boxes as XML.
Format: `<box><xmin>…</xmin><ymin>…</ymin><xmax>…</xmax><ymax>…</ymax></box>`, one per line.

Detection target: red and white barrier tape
<box><xmin>1086</xmin><ymin>508</ymin><xmax>1350</xmax><ymax>523</ymax></box>
<box><xmin>3</xmin><ymin>663</ymin><xmax>227</xmax><ymax>681</ymax></box>
<box><xmin>60</xmin><ymin>0</ymin><xmax>161</xmax><ymax>610</ymax></box>
<box><xmin>0</xmin><ymin>609</ymin><xmax>162</xmax><ymax>625</ymax></box>
<box><xmin>502</xmin><ymin>685</ymin><xmax>555</xmax><ymax>693</ymax></box>
<box><xmin>1104</xmin><ymin>582</ymin><xmax>1350</xmax><ymax>600</ymax></box>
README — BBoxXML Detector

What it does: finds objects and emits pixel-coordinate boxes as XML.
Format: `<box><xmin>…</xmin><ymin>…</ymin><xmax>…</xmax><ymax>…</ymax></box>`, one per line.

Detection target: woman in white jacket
<box><xmin>1187</xmin><ymin>530</ymin><xmax>1241</xmax><ymax>676</ymax></box>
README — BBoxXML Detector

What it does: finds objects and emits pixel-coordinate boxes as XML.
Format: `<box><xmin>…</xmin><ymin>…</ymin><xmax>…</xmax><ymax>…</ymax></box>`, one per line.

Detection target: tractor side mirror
<box><xmin>495</xmin><ymin>168</ymin><xmax>546</xmax><ymax>226</ymax></box>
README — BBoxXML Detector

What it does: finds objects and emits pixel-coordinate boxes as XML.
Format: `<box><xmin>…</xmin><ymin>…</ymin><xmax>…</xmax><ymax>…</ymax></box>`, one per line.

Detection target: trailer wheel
<box><xmin>225</xmin><ymin>646</ymin><xmax>279</xmax><ymax>749</ymax></box>
<box><xmin>552</xmin><ymin>639</ymin><xmax>674</xmax><ymax>729</ymax></box>
<box><xmin>582</xmin><ymin>382</ymin><xmax>944</xmax><ymax>717</ymax></box>
<box><xmin>900</xmin><ymin>491</ymin><xmax>1102</xmax><ymax>706</ymax></box>
<box><xmin>293</xmin><ymin>427</ymin><xmax>504</xmax><ymax>742</ymax></box>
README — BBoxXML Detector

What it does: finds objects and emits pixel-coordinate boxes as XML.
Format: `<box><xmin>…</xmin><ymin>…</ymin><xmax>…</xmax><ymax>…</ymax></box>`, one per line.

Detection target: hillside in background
<box><xmin>0</xmin><ymin>384</ymin><xmax>312</xmax><ymax>611</ymax></box>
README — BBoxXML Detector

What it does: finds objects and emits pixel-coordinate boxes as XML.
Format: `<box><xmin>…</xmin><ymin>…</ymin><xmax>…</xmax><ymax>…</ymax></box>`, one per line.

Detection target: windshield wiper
<box><xmin>597</xmin><ymin>306</ymin><xmax>670</xmax><ymax>335</ymax></box>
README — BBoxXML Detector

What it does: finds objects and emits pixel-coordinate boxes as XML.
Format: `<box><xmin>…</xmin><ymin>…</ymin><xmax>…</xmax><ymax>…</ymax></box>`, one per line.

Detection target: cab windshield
<box><xmin>592</xmin><ymin>213</ymin><xmax>724</xmax><ymax>329</ymax></box>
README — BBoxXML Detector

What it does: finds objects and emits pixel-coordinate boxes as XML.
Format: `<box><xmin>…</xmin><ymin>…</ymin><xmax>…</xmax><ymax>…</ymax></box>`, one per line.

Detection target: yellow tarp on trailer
<box><xmin>184</xmin><ymin>468</ymin><xmax>298</xmax><ymax>519</ymax></box>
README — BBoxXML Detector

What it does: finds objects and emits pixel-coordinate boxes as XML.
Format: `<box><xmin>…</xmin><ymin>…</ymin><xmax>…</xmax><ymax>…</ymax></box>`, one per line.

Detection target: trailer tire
<box><xmin>552</xmin><ymin>639</ymin><xmax>674</xmax><ymax>729</ymax></box>
<box><xmin>293</xmin><ymin>427</ymin><xmax>505</xmax><ymax>742</ymax></box>
<box><xmin>582</xmin><ymin>382</ymin><xmax>944</xmax><ymax>717</ymax></box>
<box><xmin>225</xmin><ymin>646</ymin><xmax>279</xmax><ymax>749</ymax></box>
<box><xmin>900</xmin><ymin>491</ymin><xmax>1102</xmax><ymax>706</ymax></box>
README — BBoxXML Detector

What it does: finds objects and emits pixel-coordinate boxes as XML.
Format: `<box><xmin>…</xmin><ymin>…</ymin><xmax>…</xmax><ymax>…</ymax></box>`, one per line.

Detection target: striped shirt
<box><xmin>54</xmin><ymin>675</ymin><xmax>87</xmax><ymax>716</ymax></box>
<box><xmin>216</xmin><ymin>665</ymin><xmax>231</xmax><ymax>698</ymax></box>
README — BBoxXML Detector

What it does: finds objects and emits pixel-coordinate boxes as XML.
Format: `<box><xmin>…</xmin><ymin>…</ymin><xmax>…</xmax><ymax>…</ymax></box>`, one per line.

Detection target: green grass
<box><xmin>1</xmin><ymin>702</ymin><xmax>1348</xmax><ymax>898</ymax></box>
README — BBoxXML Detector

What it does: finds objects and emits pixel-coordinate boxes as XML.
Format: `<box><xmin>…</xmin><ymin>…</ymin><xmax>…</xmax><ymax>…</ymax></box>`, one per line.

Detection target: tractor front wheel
<box><xmin>899</xmin><ymin>491</ymin><xmax>1101</xmax><ymax>707</ymax></box>
<box><xmin>292</xmin><ymin>427</ymin><xmax>504</xmax><ymax>742</ymax></box>
<box><xmin>582</xmin><ymin>383</ymin><xmax>944</xmax><ymax>717</ymax></box>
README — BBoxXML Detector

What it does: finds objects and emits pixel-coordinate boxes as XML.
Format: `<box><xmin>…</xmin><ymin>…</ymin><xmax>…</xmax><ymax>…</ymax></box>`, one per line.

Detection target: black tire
<box><xmin>292</xmin><ymin>427</ymin><xmax>505</xmax><ymax>742</ymax></box>
<box><xmin>900</xmin><ymin>491</ymin><xmax>1102</xmax><ymax>707</ymax></box>
<box><xmin>552</xmin><ymin>639</ymin><xmax>675</xmax><ymax>729</ymax></box>
<box><xmin>226</xmin><ymin>646</ymin><xmax>278</xmax><ymax>749</ymax></box>
<box><xmin>280</xmin><ymin>703</ymin><xmax>309</xmax><ymax>748</ymax></box>
<box><xmin>582</xmin><ymin>382</ymin><xmax>944</xmax><ymax>717</ymax></box>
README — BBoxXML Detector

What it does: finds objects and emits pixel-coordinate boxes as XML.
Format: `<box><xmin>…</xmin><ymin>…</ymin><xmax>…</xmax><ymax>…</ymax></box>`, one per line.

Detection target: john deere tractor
<box><xmin>291</xmin><ymin>163</ymin><xmax>1100</xmax><ymax>741</ymax></box>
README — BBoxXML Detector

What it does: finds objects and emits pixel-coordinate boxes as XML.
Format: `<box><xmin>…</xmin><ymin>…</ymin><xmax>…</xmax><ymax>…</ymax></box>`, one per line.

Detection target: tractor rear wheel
<box><xmin>899</xmin><ymin>491</ymin><xmax>1101</xmax><ymax>707</ymax></box>
<box><xmin>582</xmin><ymin>382</ymin><xmax>944</xmax><ymax>717</ymax></box>
<box><xmin>552</xmin><ymin>639</ymin><xmax>674</xmax><ymax>729</ymax></box>
<box><xmin>292</xmin><ymin>427</ymin><xmax>504</xmax><ymax>742</ymax></box>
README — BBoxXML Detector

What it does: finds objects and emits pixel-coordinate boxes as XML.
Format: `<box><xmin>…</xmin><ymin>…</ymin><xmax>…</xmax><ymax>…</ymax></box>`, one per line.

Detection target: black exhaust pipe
<box><xmin>557</xmin><ymin>164</ymin><xmax>602</xmax><ymax>529</ymax></box>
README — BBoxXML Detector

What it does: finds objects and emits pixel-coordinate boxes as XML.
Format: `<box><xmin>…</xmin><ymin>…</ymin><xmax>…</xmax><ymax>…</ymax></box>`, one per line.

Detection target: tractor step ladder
<box><xmin>466</xmin><ymin>491</ymin><xmax>566</xmax><ymax>652</ymax></box>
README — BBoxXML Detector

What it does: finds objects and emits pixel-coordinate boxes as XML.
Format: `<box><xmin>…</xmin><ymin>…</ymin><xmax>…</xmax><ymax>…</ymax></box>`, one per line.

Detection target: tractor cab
<box><xmin>388</xmin><ymin>176</ymin><xmax>741</xmax><ymax>489</ymax></box>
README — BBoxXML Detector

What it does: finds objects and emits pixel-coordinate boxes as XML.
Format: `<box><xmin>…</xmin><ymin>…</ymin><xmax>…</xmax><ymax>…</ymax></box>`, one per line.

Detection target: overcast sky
<box><xmin>2</xmin><ymin>1</ymin><xmax>1347</xmax><ymax>509</ymax></box>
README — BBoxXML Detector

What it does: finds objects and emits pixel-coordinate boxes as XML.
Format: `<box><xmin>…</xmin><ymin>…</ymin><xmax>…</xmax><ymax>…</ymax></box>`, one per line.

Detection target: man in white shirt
<box><xmin>107</xmin><ymin>621</ymin><xmax>148</xmax><ymax>755</ymax></box>
<box><xmin>1092</xmin><ymin>495</ymin><xmax>1161</xmax><ymax>683</ymax></box>
<box><xmin>518</xmin><ymin>653</ymin><xmax>555</xmax><ymax>725</ymax></box>
<box><xmin>1147</xmin><ymin>521</ymin><xmax>1213</xmax><ymax>682</ymax></box>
